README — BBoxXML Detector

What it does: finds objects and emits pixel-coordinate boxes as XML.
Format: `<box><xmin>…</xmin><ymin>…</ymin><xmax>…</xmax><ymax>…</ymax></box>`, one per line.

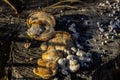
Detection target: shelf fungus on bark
<box><xmin>26</xmin><ymin>11</ymin><xmax>56</xmax><ymax>41</ymax></box>
<box><xmin>41</xmin><ymin>50</ymin><xmax>63</xmax><ymax>61</ymax></box>
<box><xmin>33</xmin><ymin>50</ymin><xmax>62</xmax><ymax>79</ymax></box>
<box><xmin>40</xmin><ymin>31</ymin><xmax>75</xmax><ymax>52</ymax></box>
<box><xmin>33</xmin><ymin>58</ymin><xmax>59</xmax><ymax>79</ymax></box>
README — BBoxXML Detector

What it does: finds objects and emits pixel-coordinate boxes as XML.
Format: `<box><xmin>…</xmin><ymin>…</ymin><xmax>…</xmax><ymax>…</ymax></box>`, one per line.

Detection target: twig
<box><xmin>47</xmin><ymin>5</ymin><xmax>78</xmax><ymax>9</ymax></box>
<box><xmin>44</xmin><ymin>0</ymin><xmax>82</xmax><ymax>9</ymax></box>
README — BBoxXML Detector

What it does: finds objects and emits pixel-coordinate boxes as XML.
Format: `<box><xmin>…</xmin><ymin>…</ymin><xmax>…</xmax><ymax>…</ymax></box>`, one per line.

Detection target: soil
<box><xmin>0</xmin><ymin>0</ymin><xmax>120</xmax><ymax>80</ymax></box>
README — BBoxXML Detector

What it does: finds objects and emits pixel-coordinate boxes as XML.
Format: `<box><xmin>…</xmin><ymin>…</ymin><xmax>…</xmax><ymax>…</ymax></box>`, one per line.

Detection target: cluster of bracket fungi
<box><xmin>26</xmin><ymin>11</ymin><xmax>93</xmax><ymax>79</ymax></box>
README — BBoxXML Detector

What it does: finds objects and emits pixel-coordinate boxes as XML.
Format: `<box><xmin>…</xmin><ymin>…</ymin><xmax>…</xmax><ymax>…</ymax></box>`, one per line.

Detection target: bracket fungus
<box><xmin>33</xmin><ymin>58</ymin><xmax>59</xmax><ymax>79</ymax></box>
<box><xmin>33</xmin><ymin>50</ymin><xmax>62</xmax><ymax>79</ymax></box>
<box><xmin>26</xmin><ymin>11</ymin><xmax>56</xmax><ymax>41</ymax></box>
<box><xmin>40</xmin><ymin>31</ymin><xmax>75</xmax><ymax>52</ymax></box>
